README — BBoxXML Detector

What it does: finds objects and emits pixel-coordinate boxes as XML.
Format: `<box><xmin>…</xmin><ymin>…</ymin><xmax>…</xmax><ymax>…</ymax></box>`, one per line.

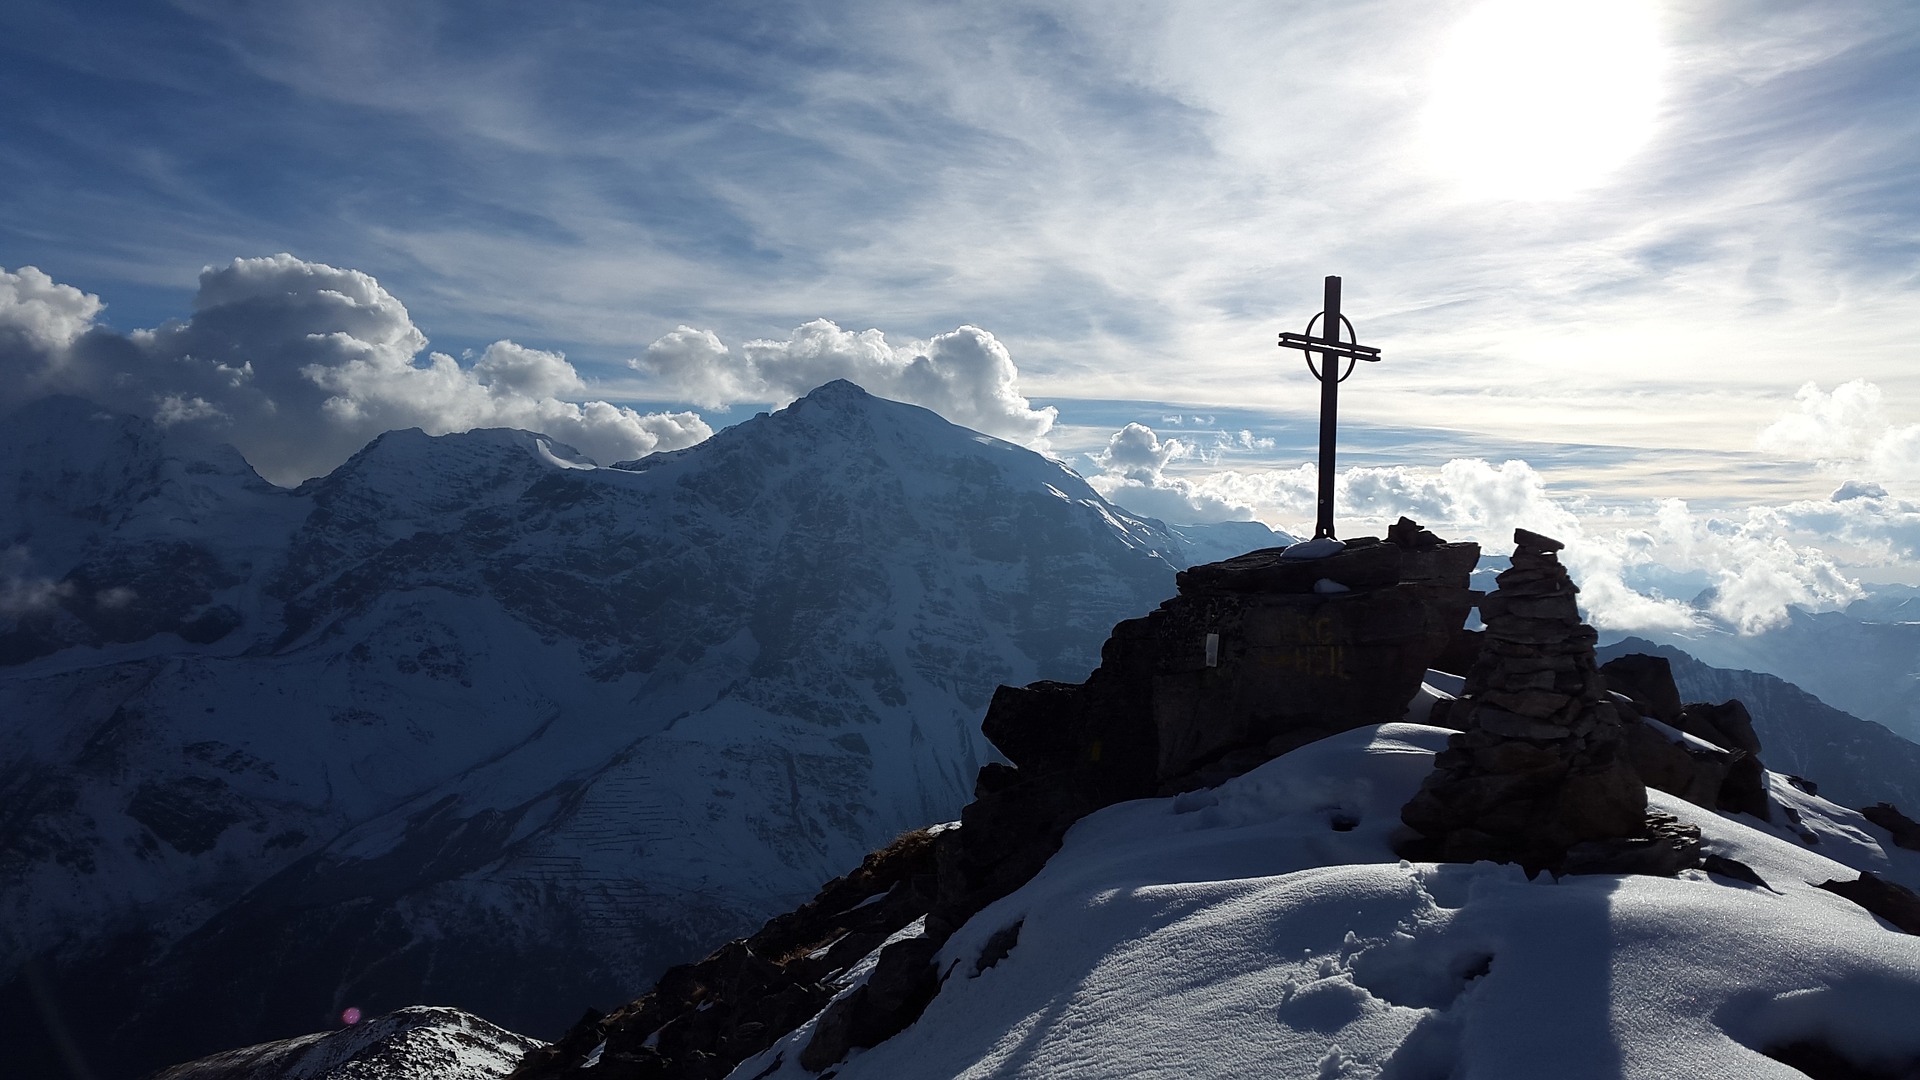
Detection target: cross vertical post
<box><xmin>1275</xmin><ymin>275</ymin><xmax>1383</xmax><ymax>541</ymax></box>
<box><xmin>1315</xmin><ymin>275</ymin><xmax>1341</xmax><ymax>540</ymax></box>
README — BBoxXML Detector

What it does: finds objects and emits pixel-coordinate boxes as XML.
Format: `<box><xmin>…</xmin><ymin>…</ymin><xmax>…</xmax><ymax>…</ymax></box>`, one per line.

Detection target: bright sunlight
<box><xmin>1421</xmin><ymin>0</ymin><xmax>1665</xmax><ymax>201</ymax></box>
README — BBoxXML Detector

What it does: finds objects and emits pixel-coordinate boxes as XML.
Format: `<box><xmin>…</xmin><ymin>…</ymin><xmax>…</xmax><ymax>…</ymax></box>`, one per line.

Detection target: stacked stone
<box><xmin>1402</xmin><ymin>528</ymin><xmax>1649</xmax><ymax>869</ymax></box>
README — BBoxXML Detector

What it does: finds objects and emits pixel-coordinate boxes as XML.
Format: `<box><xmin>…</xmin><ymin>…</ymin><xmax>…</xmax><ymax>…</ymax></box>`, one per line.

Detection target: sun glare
<box><xmin>1421</xmin><ymin>0</ymin><xmax>1665</xmax><ymax>200</ymax></box>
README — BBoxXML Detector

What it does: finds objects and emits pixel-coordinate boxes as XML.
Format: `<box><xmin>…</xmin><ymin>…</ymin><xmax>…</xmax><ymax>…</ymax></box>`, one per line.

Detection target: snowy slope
<box><xmin>736</xmin><ymin>720</ymin><xmax>1920</xmax><ymax>1080</ymax></box>
<box><xmin>2</xmin><ymin>382</ymin><xmax>1207</xmax><ymax>1078</ymax></box>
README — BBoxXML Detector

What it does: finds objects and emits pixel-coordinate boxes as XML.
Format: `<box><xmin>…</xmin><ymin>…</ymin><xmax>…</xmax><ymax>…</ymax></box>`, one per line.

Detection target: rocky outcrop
<box><xmin>514</xmin><ymin>521</ymin><xmax>1478</xmax><ymax>1080</ymax></box>
<box><xmin>1602</xmin><ymin>654</ymin><xmax>1771</xmax><ymax>821</ymax></box>
<box><xmin>1401</xmin><ymin>530</ymin><xmax>1689</xmax><ymax>873</ymax></box>
<box><xmin>150</xmin><ymin>1006</ymin><xmax>541</xmax><ymax>1080</ymax></box>
<box><xmin>1814</xmin><ymin>872</ymin><xmax>1920</xmax><ymax>935</ymax></box>
<box><xmin>1861</xmin><ymin>803</ymin><xmax>1920</xmax><ymax>852</ymax></box>
<box><xmin>949</xmin><ymin>521</ymin><xmax>1475</xmax><ymax>929</ymax></box>
<box><xmin>507</xmin><ymin>827</ymin><xmax>944</xmax><ymax>1080</ymax></box>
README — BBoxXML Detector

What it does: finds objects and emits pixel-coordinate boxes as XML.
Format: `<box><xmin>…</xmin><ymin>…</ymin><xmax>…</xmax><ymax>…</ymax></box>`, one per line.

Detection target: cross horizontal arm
<box><xmin>1275</xmin><ymin>332</ymin><xmax>1382</xmax><ymax>362</ymax></box>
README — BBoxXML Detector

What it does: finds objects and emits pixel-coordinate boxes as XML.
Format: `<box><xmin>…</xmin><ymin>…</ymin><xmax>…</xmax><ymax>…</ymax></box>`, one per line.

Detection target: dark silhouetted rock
<box><xmin>1600</xmin><ymin>654</ymin><xmax>1685</xmax><ymax>724</ymax></box>
<box><xmin>1815</xmin><ymin>872</ymin><xmax>1920</xmax><ymax>935</ymax></box>
<box><xmin>1681</xmin><ymin>698</ymin><xmax>1764</xmax><ymax>758</ymax></box>
<box><xmin>1861</xmin><ymin>803</ymin><xmax>1920</xmax><ymax>852</ymax></box>
<box><xmin>1402</xmin><ymin>530</ymin><xmax>1659</xmax><ymax>873</ymax></box>
<box><xmin>799</xmin><ymin>935</ymin><xmax>942</xmax><ymax>1072</ymax></box>
<box><xmin>1702</xmin><ymin>853</ymin><xmax>1770</xmax><ymax>889</ymax></box>
<box><xmin>1560</xmin><ymin>811</ymin><xmax>1702</xmax><ymax>878</ymax></box>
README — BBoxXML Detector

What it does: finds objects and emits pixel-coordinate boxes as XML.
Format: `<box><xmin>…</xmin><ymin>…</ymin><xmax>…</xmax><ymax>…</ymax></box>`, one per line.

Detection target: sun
<box><xmin>1421</xmin><ymin>0</ymin><xmax>1665</xmax><ymax>201</ymax></box>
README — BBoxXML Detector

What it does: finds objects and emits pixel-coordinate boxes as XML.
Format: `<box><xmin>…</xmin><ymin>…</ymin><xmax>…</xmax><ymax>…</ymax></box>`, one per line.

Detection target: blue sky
<box><xmin>3</xmin><ymin>0</ymin><xmax>1918</xmax><ymax>624</ymax></box>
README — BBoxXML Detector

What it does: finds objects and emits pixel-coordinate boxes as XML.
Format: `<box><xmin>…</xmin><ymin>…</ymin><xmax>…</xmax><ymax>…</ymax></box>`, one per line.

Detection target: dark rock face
<box><xmin>1598</xmin><ymin>636</ymin><xmax>1920</xmax><ymax>811</ymax></box>
<box><xmin>950</xmin><ymin>528</ymin><xmax>1476</xmax><ymax>928</ymax></box>
<box><xmin>1401</xmin><ymin>531</ymin><xmax>1676</xmax><ymax>872</ymax></box>
<box><xmin>1814</xmin><ymin>872</ymin><xmax>1920</xmax><ymax>935</ymax></box>
<box><xmin>1600</xmin><ymin>660</ymin><xmax>1771</xmax><ymax>822</ymax></box>
<box><xmin>510</xmin><ymin>826</ymin><xmax>944</xmax><ymax>1080</ymax></box>
<box><xmin>1861</xmin><ymin>803</ymin><xmax>1920</xmax><ymax>852</ymax></box>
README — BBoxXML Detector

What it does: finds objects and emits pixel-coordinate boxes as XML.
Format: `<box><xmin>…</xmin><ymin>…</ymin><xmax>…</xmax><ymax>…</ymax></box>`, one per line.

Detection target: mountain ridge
<box><xmin>1</xmin><ymin>381</ymin><xmax>1278</xmax><ymax>1079</ymax></box>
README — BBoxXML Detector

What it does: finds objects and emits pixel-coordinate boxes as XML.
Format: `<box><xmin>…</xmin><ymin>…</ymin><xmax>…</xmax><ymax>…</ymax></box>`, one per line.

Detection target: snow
<box><xmin>1281</xmin><ymin>537</ymin><xmax>1346</xmax><ymax>560</ymax></box>
<box><xmin>733</xmin><ymin>707</ymin><xmax>1920</xmax><ymax>1080</ymax></box>
<box><xmin>151</xmin><ymin>1006</ymin><xmax>542</xmax><ymax>1079</ymax></box>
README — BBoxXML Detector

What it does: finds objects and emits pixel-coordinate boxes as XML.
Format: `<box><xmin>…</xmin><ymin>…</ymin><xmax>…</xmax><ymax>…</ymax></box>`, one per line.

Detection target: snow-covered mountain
<box><xmin>2</xmin><ymin>382</ymin><xmax>1282</xmax><ymax>1079</ymax></box>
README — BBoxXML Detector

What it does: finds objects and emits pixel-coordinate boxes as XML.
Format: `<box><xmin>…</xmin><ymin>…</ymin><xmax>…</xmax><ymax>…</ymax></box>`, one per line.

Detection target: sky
<box><xmin>3</xmin><ymin>0</ymin><xmax>1918</xmax><ymax>629</ymax></box>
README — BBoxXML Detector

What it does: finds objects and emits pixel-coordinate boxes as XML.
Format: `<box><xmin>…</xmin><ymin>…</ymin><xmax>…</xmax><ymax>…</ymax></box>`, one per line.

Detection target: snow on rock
<box><xmin>735</xmin><ymin>721</ymin><xmax>1920</xmax><ymax>1080</ymax></box>
<box><xmin>148</xmin><ymin>1006</ymin><xmax>542</xmax><ymax>1080</ymax></box>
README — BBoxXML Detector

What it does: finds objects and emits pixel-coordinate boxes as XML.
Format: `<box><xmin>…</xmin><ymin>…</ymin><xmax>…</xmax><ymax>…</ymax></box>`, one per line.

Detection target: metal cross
<box><xmin>1276</xmin><ymin>275</ymin><xmax>1382</xmax><ymax>540</ymax></box>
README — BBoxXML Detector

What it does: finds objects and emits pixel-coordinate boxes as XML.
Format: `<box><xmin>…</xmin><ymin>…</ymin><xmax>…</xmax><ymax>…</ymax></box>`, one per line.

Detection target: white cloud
<box><xmin>633</xmin><ymin>318</ymin><xmax>1056</xmax><ymax>446</ymax></box>
<box><xmin>1759</xmin><ymin>380</ymin><xmax>1920</xmax><ymax>497</ymax></box>
<box><xmin>1085</xmin><ymin>422</ymin><xmax>1253</xmax><ymax>524</ymax></box>
<box><xmin>1095</xmin><ymin>422</ymin><xmax>1187</xmax><ymax>479</ymax></box>
<box><xmin>0</xmin><ymin>266</ymin><xmax>101</xmax><ymax>354</ymax></box>
<box><xmin>0</xmin><ymin>266</ymin><xmax>105</xmax><ymax>400</ymax></box>
<box><xmin>1166</xmin><ymin>455</ymin><xmax>1876</xmax><ymax>636</ymax></box>
<box><xmin>1</xmin><ymin>256</ymin><xmax>713</xmax><ymax>485</ymax></box>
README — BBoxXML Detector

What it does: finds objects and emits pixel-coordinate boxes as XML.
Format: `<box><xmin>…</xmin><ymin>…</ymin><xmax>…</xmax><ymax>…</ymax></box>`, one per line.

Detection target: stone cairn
<box><xmin>1402</xmin><ymin>528</ymin><xmax>1697</xmax><ymax>873</ymax></box>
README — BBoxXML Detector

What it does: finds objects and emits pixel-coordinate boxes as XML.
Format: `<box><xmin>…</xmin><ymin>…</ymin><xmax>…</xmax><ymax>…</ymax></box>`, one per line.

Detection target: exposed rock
<box><xmin>1861</xmin><ymin>803</ymin><xmax>1920</xmax><ymax>853</ymax></box>
<box><xmin>1680</xmin><ymin>698</ymin><xmax>1765</xmax><ymax>758</ymax></box>
<box><xmin>1814</xmin><ymin>872</ymin><xmax>1920</xmax><ymax>935</ymax></box>
<box><xmin>1560</xmin><ymin>811</ymin><xmax>1703</xmax><ymax>878</ymax></box>
<box><xmin>509</xmin><ymin>826</ymin><xmax>944</xmax><ymax>1080</ymax></box>
<box><xmin>949</xmin><ymin>525</ymin><xmax>1476</xmax><ymax>929</ymax></box>
<box><xmin>1401</xmin><ymin>531</ymin><xmax>1659</xmax><ymax>873</ymax></box>
<box><xmin>798</xmin><ymin>934</ymin><xmax>942</xmax><ymax>1072</ymax></box>
<box><xmin>151</xmin><ymin>1006</ymin><xmax>542</xmax><ymax>1080</ymax></box>
<box><xmin>1701</xmin><ymin>853</ymin><xmax>1770</xmax><ymax>889</ymax></box>
<box><xmin>1599</xmin><ymin>654</ymin><xmax>1685</xmax><ymax>724</ymax></box>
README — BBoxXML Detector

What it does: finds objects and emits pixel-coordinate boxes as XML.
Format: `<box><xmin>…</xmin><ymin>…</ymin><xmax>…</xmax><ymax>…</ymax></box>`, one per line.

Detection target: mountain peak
<box><xmin>799</xmin><ymin>378</ymin><xmax>871</xmax><ymax>403</ymax></box>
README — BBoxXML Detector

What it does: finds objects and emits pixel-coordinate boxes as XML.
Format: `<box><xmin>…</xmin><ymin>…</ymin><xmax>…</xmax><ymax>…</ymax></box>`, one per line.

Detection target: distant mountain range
<box><xmin>0</xmin><ymin>383</ymin><xmax>1286</xmax><ymax>1079</ymax></box>
<box><xmin>1640</xmin><ymin>603</ymin><xmax>1920</xmax><ymax>744</ymax></box>
<box><xmin>1597</xmin><ymin>638</ymin><xmax>1920</xmax><ymax>810</ymax></box>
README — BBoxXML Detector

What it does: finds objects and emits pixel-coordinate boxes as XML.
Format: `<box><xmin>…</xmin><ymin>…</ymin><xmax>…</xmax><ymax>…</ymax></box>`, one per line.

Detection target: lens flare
<box><xmin>341</xmin><ymin>1006</ymin><xmax>363</xmax><ymax>1025</ymax></box>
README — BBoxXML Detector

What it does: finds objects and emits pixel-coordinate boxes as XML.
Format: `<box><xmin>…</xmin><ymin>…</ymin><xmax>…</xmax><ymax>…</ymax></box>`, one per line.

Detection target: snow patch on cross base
<box><xmin>732</xmin><ymin>716</ymin><xmax>1920</xmax><ymax>1080</ymax></box>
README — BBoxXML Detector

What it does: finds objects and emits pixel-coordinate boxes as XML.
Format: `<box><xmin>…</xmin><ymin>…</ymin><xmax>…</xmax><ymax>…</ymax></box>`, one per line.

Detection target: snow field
<box><xmin>733</xmin><ymin>717</ymin><xmax>1920</xmax><ymax>1080</ymax></box>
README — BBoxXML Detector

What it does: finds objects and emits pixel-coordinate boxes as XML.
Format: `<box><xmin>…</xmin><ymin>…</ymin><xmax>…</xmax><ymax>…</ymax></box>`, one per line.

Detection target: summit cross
<box><xmin>1276</xmin><ymin>275</ymin><xmax>1382</xmax><ymax>540</ymax></box>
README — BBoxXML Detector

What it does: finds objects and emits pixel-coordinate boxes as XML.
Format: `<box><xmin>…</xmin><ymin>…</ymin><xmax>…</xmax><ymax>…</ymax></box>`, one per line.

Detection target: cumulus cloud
<box><xmin>1164</xmin><ymin>456</ymin><xmax>1874</xmax><ymax>636</ymax></box>
<box><xmin>1085</xmin><ymin>422</ymin><xmax>1255</xmax><ymax>524</ymax></box>
<box><xmin>0</xmin><ymin>266</ymin><xmax>104</xmax><ymax>397</ymax></box>
<box><xmin>0</xmin><ymin>256</ymin><xmax>711</xmax><ymax>484</ymax></box>
<box><xmin>633</xmin><ymin>318</ymin><xmax>1056</xmax><ymax>445</ymax></box>
<box><xmin>1759</xmin><ymin>380</ymin><xmax>1920</xmax><ymax>497</ymax></box>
